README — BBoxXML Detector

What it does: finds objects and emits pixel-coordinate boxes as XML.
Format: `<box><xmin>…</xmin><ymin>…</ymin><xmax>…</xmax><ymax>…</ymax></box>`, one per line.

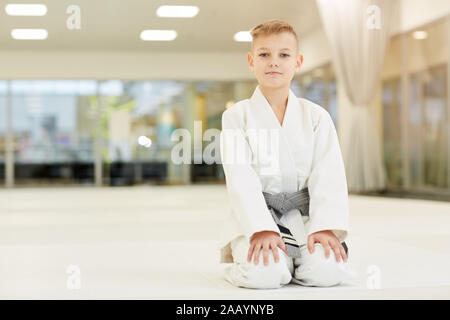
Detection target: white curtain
<box><xmin>316</xmin><ymin>0</ymin><xmax>397</xmax><ymax>192</ymax></box>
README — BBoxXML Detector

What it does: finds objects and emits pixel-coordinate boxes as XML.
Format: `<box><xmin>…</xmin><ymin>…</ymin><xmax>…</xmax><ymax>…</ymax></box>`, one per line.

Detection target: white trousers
<box><xmin>224</xmin><ymin>210</ymin><xmax>356</xmax><ymax>289</ymax></box>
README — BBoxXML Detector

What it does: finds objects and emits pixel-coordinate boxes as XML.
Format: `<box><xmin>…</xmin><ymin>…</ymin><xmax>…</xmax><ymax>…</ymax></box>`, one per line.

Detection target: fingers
<box><xmin>307</xmin><ymin>232</ymin><xmax>349</xmax><ymax>263</ymax></box>
<box><xmin>253</xmin><ymin>243</ymin><xmax>262</xmax><ymax>265</ymax></box>
<box><xmin>247</xmin><ymin>243</ymin><xmax>254</xmax><ymax>263</ymax></box>
<box><xmin>327</xmin><ymin>240</ymin><xmax>349</xmax><ymax>263</ymax></box>
<box><xmin>272</xmin><ymin>242</ymin><xmax>280</xmax><ymax>264</ymax></box>
<box><xmin>307</xmin><ymin>234</ymin><xmax>315</xmax><ymax>254</ymax></box>
<box><xmin>321</xmin><ymin>240</ymin><xmax>330</xmax><ymax>259</ymax></box>
<box><xmin>329</xmin><ymin>240</ymin><xmax>341</xmax><ymax>262</ymax></box>
<box><xmin>278</xmin><ymin>239</ymin><xmax>288</xmax><ymax>256</ymax></box>
<box><xmin>339</xmin><ymin>243</ymin><xmax>348</xmax><ymax>262</ymax></box>
<box><xmin>262</xmin><ymin>244</ymin><xmax>270</xmax><ymax>266</ymax></box>
<box><xmin>248</xmin><ymin>240</ymin><xmax>283</xmax><ymax>266</ymax></box>
<box><xmin>248</xmin><ymin>234</ymin><xmax>287</xmax><ymax>266</ymax></box>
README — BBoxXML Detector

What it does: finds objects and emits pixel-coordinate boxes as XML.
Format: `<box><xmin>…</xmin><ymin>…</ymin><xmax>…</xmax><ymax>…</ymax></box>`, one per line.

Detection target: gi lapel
<box><xmin>249</xmin><ymin>85</ymin><xmax>299</xmax><ymax>192</ymax></box>
<box><xmin>278</xmin><ymin>89</ymin><xmax>299</xmax><ymax>192</ymax></box>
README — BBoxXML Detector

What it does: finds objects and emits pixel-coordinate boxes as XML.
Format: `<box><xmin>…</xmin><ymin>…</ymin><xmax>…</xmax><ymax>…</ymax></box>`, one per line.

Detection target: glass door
<box><xmin>408</xmin><ymin>66</ymin><xmax>448</xmax><ymax>190</ymax></box>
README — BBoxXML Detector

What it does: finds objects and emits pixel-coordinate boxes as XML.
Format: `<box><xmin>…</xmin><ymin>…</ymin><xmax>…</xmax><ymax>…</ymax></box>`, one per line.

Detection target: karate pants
<box><xmin>224</xmin><ymin>211</ymin><xmax>356</xmax><ymax>289</ymax></box>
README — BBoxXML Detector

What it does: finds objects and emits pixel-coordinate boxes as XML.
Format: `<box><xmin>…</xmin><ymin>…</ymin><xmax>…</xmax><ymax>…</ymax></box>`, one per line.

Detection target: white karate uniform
<box><xmin>219</xmin><ymin>85</ymin><xmax>356</xmax><ymax>288</ymax></box>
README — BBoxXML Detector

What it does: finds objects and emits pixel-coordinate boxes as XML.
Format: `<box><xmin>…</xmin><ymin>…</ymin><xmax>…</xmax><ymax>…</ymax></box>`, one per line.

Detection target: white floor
<box><xmin>0</xmin><ymin>185</ymin><xmax>450</xmax><ymax>299</ymax></box>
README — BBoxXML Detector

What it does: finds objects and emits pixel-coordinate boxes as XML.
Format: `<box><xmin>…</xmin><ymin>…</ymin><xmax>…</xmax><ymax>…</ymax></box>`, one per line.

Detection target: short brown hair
<box><xmin>250</xmin><ymin>19</ymin><xmax>299</xmax><ymax>51</ymax></box>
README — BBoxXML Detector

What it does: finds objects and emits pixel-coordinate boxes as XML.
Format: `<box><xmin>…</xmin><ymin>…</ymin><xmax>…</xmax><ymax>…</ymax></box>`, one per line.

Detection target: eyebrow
<box><xmin>257</xmin><ymin>47</ymin><xmax>292</xmax><ymax>51</ymax></box>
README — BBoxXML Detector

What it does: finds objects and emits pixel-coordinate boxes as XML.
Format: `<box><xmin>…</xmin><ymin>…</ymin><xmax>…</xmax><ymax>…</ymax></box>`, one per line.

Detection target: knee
<box><xmin>294</xmin><ymin>243</ymin><xmax>353</xmax><ymax>287</ymax></box>
<box><xmin>246</xmin><ymin>259</ymin><xmax>292</xmax><ymax>289</ymax></box>
<box><xmin>227</xmin><ymin>249</ymin><xmax>292</xmax><ymax>289</ymax></box>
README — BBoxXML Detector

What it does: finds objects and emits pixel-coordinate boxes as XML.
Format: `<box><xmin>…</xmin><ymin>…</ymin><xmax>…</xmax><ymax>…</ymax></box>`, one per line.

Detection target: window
<box><xmin>381</xmin><ymin>17</ymin><xmax>449</xmax><ymax>192</ymax></box>
<box><xmin>295</xmin><ymin>64</ymin><xmax>339</xmax><ymax>129</ymax></box>
<box><xmin>1</xmin><ymin>79</ymin><xmax>258</xmax><ymax>186</ymax></box>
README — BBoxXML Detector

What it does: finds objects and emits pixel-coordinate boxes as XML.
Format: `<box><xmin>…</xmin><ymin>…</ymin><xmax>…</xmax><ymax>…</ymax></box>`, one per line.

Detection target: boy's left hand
<box><xmin>307</xmin><ymin>230</ymin><xmax>347</xmax><ymax>263</ymax></box>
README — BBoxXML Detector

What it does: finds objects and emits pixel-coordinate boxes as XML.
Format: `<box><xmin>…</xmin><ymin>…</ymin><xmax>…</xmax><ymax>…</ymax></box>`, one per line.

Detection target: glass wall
<box><xmin>2</xmin><ymin>77</ymin><xmax>337</xmax><ymax>187</ymax></box>
<box><xmin>382</xmin><ymin>77</ymin><xmax>402</xmax><ymax>187</ymax></box>
<box><xmin>98</xmin><ymin>80</ymin><xmax>187</xmax><ymax>185</ymax></box>
<box><xmin>382</xmin><ymin>32</ymin><xmax>404</xmax><ymax>189</ymax></box>
<box><xmin>407</xmin><ymin>18</ymin><xmax>449</xmax><ymax>191</ymax></box>
<box><xmin>408</xmin><ymin>65</ymin><xmax>448</xmax><ymax>189</ymax></box>
<box><xmin>381</xmin><ymin>17</ymin><xmax>449</xmax><ymax>192</ymax></box>
<box><xmin>295</xmin><ymin>63</ymin><xmax>339</xmax><ymax>129</ymax></box>
<box><xmin>0</xmin><ymin>81</ymin><xmax>6</xmax><ymax>185</ymax></box>
<box><xmin>10</xmin><ymin>80</ymin><xmax>97</xmax><ymax>185</ymax></box>
<box><xmin>4</xmin><ymin>80</ymin><xmax>299</xmax><ymax>186</ymax></box>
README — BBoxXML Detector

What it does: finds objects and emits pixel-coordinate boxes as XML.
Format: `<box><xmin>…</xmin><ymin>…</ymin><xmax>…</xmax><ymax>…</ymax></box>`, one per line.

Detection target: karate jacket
<box><xmin>219</xmin><ymin>85</ymin><xmax>349</xmax><ymax>263</ymax></box>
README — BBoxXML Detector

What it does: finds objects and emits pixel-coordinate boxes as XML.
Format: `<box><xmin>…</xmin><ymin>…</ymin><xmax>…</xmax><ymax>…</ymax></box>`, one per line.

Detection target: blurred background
<box><xmin>0</xmin><ymin>0</ymin><xmax>448</xmax><ymax>201</ymax></box>
<box><xmin>1</xmin><ymin>0</ymin><xmax>450</xmax><ymax>299</ymax></box>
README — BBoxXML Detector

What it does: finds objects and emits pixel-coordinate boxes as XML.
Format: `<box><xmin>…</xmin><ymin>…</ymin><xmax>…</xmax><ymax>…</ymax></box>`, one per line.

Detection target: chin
<box><xmin>259</xmin><ymin>81</ymin><xmax>289</xmax><ymax>90</ymax></box>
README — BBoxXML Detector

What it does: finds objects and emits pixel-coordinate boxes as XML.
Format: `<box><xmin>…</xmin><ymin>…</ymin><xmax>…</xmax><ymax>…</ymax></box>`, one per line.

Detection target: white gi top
<box><xmin>218</xmin><ymin>85</ymin><xmax>350</xmax><ymax>263</ymax></box>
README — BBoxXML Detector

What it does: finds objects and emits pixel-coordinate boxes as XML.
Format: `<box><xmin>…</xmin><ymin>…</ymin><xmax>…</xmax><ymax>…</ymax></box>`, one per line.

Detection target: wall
<box><xmin>0</xmin><ymin>51</ymin><xmax>253</xmax><ymax>81</ymax></box>
<box><xmin>395</xmin><ymin>0</ymin><xmax>450</xmax><ymax>34</ymax></box>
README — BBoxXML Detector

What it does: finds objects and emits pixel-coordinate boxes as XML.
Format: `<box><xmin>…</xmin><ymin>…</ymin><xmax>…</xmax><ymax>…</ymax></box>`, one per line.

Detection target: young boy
<box><xmin>219</xmin><ymin>20</ymin><xmax>356</xmax><ymax>288</ymax></box>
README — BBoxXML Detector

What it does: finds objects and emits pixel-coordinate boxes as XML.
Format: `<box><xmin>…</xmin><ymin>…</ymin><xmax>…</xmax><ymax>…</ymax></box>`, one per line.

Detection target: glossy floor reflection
<box><xmin>0</xmin><ymin>185</ymin><xmax>449</xmax><ymax>299</ymax></box>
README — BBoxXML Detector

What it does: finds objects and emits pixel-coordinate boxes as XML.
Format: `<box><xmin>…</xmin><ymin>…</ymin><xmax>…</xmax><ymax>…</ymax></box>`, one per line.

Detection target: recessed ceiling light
<box><xmin>234</xmin><ymin>31</ymin><xmax>252</xmax><ymax>42</ymax></box>
<box><xmin>413</xmin><ymin>31</ymin><xmax>428</xmax><ymax>40</ymax></box>
<box><xmin>140</xmin><ymin>30</ymin><xmax>177</xmax><ymax>41</ymax></box>
<box><xmin>11</xmin><ymin>29</ymin><xmax>48</xmax><ymax>40</ymax></box>
<box><xmin>5</xmin><ymin>4</ymin><xmax>47</xmax><ymax>16</ymax></box>
<box><xmin>156</xmin><ymin>5</ymin><xmax>199</xmax><ymax>18</ymax></box>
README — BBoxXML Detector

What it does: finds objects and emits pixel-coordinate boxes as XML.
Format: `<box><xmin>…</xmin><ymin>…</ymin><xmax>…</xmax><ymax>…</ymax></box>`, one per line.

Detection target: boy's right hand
<box><xmin>247</xmin><ymin>231</ymin><xmax>288</xmax><ymax>266</ymax></box>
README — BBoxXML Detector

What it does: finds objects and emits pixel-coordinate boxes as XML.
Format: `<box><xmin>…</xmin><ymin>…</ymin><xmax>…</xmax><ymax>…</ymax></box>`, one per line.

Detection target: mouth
<box><xmin>266</xmin><ymin>72</ymin><xmax>282</xmax><ymax>75</ymax></box>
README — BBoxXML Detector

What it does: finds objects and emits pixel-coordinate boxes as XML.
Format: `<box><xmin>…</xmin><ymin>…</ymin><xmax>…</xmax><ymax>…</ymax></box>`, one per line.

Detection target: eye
<box><xmin>259</xmin><ymin>53</ymin><xmax>289</xmax><ymax>57</ymax></box>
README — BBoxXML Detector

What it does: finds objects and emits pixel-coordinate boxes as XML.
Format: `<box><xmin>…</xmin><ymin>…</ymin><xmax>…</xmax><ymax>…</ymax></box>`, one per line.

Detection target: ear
<box><xmin>247</xmin><ymin>52</ymin><xmax>254</xmax><ymax>72</ymax></box>
<box><xmin>295</xmin><ymin>54</ymin><xmax>303</xmax><ymax>72</ymax></box>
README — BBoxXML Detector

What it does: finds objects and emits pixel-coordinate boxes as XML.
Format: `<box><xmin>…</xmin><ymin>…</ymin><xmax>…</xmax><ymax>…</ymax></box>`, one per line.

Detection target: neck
<box><xmin>259</xmin><ymin>85</ymin><xmax>290</xmax><ymax>111</ymax></box>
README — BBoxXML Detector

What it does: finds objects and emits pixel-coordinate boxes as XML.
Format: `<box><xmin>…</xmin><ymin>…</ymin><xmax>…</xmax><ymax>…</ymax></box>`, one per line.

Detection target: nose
<box><xmin>269</xmin><ymin>60</ymin><xmax>279</xmax><ymax>67</ymax></box>
<box><xmin>269</xmin><ymin>57</ymin><xmax>280</xmax><ymax>67</ymax></box>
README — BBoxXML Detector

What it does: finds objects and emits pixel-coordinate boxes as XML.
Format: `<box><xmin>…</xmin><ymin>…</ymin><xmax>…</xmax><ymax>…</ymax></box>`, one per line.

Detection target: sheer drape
<box><xmin>316</xmin><ymin>0</ymin><xmax>397</xmax><ymax>192</ymax></box>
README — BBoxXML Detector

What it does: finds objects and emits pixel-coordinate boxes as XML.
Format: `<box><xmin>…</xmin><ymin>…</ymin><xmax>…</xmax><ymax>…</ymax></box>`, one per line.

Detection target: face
<box><xmin>248</xmin><ymin>32</ymin><xmax>303</xmax><ymax>90</ymax></box>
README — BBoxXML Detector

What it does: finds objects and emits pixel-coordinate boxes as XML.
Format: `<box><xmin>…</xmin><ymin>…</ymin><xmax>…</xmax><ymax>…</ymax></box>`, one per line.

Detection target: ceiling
<box><xmin>0</xmin><ymin>0</ymin><xmax>322</xmax><ymax>52</ymax></box>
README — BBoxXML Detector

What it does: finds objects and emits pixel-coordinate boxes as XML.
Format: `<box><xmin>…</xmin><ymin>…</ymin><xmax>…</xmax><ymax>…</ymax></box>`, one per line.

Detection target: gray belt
<box><xmin>262</xmin><ymin>188</ymin><xmax>348</xmax><ymax>258</ymax></box>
